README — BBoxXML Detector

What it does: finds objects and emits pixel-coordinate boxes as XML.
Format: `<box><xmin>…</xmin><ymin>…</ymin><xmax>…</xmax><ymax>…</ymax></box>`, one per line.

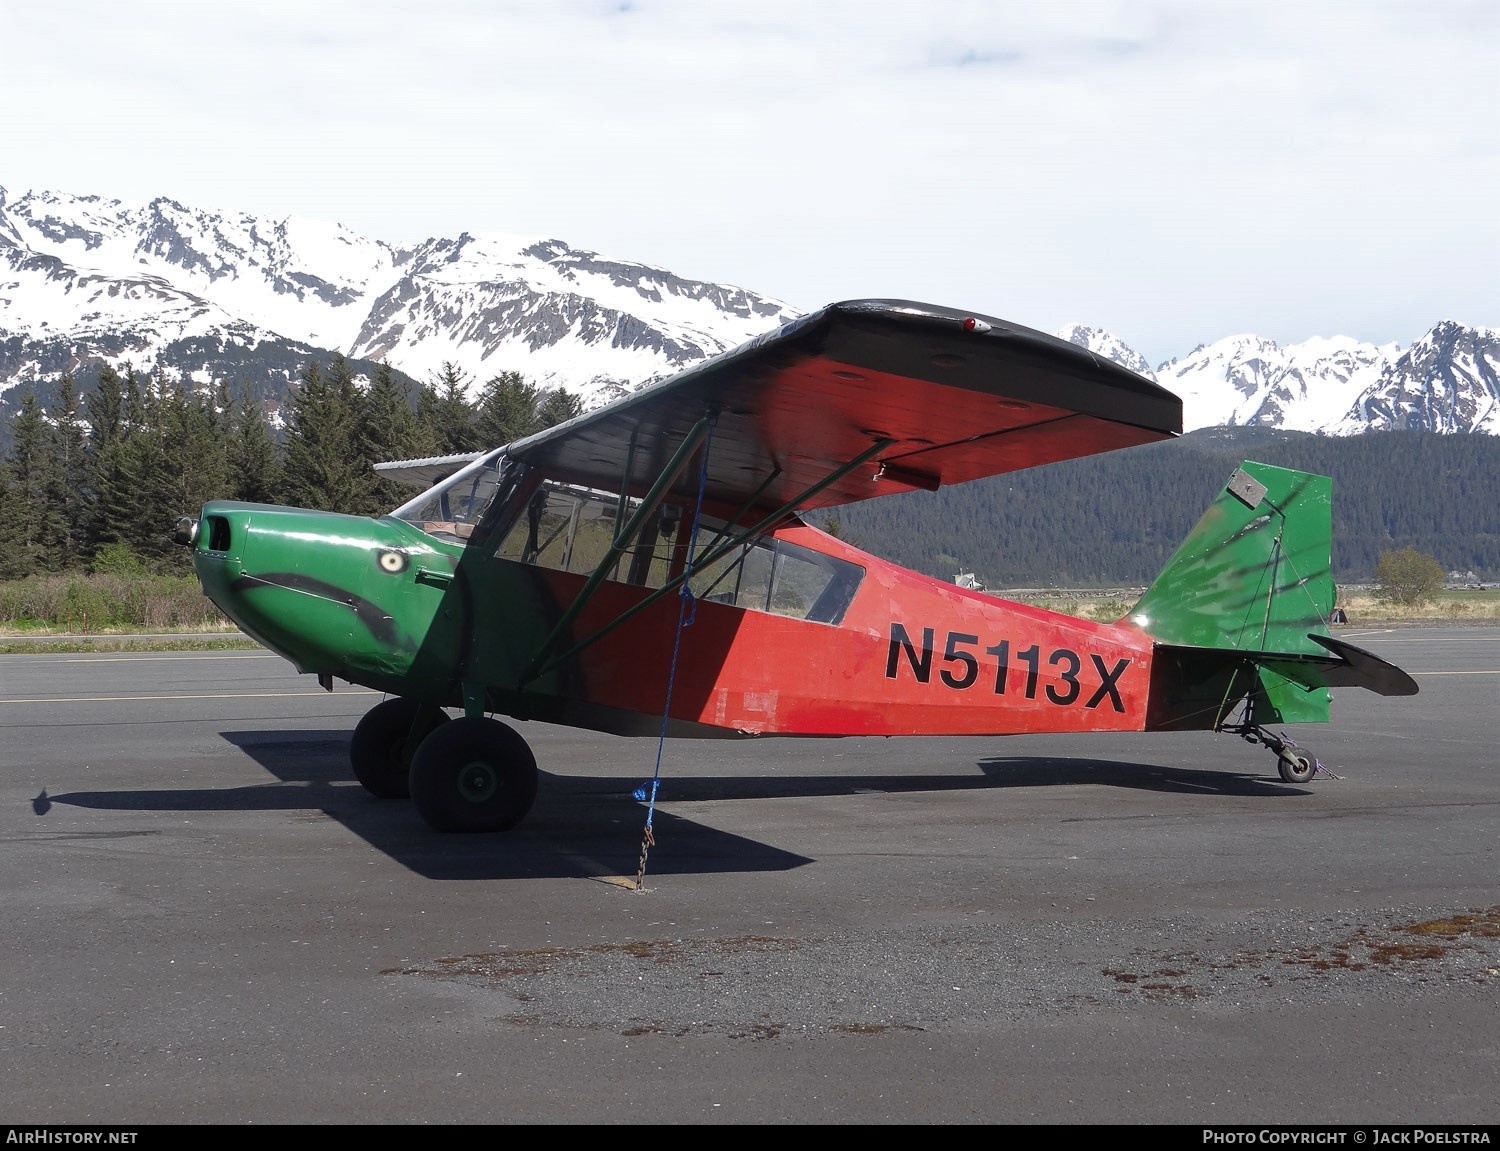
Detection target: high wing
<box><xmin>379</xmin><ymin>300</ymin><xmax>1183</xmax><ymax>513</ymax></box>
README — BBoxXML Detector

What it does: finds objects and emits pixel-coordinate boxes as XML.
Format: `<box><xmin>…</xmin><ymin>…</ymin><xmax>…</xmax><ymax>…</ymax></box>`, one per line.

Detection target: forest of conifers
<box><xmin>0</xmin><ymin>355</ymin><xmax>580</xmax><ymax>580</ymax></box>
<box><xmin>825</xmin><ymin>425</ymin><xmax>1500</xmax><ymax>585</ymax></box>
<box><xmin>2</xmin><ymin>355</ymin><xmax>1495</xmax><ymax>586</ymax></box>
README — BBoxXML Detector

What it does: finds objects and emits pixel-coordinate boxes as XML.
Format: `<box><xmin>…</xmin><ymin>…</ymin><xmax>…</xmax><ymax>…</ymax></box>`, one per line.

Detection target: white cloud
<box><xmin>4</xmin><ymin>0</ymin><xmax>1497</xmax><ymax>364</ymax></box>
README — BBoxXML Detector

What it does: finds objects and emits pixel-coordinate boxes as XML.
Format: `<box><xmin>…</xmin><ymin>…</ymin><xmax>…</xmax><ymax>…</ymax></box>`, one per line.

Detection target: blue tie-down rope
<box><xmin>635</xmin><ymin>426</ymin><xmax>712</xmax><ymax>890</ymax></box>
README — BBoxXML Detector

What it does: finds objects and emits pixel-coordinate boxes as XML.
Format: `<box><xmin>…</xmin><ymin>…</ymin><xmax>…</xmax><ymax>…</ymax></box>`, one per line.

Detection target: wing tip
<box><xmin>373</xmin><ymin>450</ymin><xmax>488</xmax><ymax>487</ymax></box>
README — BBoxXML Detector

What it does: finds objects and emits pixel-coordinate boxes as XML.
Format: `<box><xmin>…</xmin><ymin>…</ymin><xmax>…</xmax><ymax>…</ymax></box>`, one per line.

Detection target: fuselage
<box><xmin>190</xmin><ymin>477</ymin><xmax>1160</xmax><ymax>740</ymax></box>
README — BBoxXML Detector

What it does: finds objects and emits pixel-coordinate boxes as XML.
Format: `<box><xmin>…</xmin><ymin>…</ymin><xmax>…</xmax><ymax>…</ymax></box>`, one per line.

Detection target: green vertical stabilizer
<box><xmin>1126</xmin><ymin>461</ymin><xmax>1337</xmax><ymax>726</ymax></box>
<box><xmin>1127</xmin><ymin>461</ymin><xmax>1335</xmax><ymax>654</ymax></box>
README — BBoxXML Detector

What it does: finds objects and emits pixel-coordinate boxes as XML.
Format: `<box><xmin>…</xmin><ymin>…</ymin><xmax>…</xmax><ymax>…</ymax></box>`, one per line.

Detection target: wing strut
<box><xmin>518</xmin><ymin>414</ymin><xmax>714</xmax><ymax>690</ymax></box>
<box><xmin>612</xmin><ymin>431</ymin><xmax>639</xmax><ymax>544</ymax></box>
<box><xmin>517</xmin><ymin>435</ymin><xmax>894</xmax><ymax>689</ymax></box>
<box><xmin>637</xmin><ymin>421</ymin><xmax>718</xmax><ymax>891</ymax></box>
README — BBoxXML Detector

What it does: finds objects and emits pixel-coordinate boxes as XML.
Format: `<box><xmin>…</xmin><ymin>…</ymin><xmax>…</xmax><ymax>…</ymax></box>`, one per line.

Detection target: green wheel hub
<box><xmin>408</xmin><ymin>716</ymin><xmax>540</xmax><ymax>833</ymax></box>
<box><xmin>458</xmin><ymin>760</ymin><xmax>500</xmax><ymax>803</ymax></box>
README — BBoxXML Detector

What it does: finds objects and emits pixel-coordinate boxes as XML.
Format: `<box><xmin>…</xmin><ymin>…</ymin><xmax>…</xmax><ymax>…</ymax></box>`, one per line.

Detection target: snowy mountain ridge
<box><xmin>2</xmin><ymin>186</ymin><xmax>1495</xmax><ymax>435</ymax></box>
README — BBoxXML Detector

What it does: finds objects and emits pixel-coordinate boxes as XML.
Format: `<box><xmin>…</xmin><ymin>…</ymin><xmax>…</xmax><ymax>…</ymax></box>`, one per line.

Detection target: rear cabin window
<box><xmin>494</xmin><ymin>480</ymin><xmax>863</xmax><ymax>625</ymax></box>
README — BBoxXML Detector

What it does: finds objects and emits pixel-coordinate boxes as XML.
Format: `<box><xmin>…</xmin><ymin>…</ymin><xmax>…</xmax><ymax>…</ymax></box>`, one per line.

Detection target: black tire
<box><xmin>349</xmin><ymin>697</ymin><xmax>450</xmax><ymax>799</ymax></box>
<box><xmin>408</xmin><ymin>716</ymin><xmax>539</xmax><ymax>833</ymax></box>
<box><xmin>1277</xmin><ymin>748</ymin><xmax>1316</xmax><ymax>785</ymax></box>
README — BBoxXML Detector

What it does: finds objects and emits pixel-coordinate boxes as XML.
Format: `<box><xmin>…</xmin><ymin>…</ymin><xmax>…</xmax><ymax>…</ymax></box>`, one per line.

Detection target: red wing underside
<box><xmin>755</xmin><ymin>358</ymin><xmax>1170</xmax><ymax>497</ymax></box>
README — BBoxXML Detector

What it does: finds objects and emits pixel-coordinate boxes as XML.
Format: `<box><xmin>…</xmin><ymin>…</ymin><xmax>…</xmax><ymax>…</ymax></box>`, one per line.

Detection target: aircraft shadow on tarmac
<box><xmin>974</xmin><ymin>755</ymin><xmax>1304</xmax><ymax>796</ymax></box>
<box><xmin>37</xmin><ymin>730</ymin><xmax>1304</xmax><ymax>881</ymax></box>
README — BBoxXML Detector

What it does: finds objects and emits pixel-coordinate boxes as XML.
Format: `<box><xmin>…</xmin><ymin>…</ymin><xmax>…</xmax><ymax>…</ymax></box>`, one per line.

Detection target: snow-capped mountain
<box><xmin>0</xmin><ymin>186</ymin><xmax>797</xmax><ymax>406</ymax></box>
<box><xmin>1053</xmin><ymin>324</ymin><xmax>1158</xmax><ymax>383</ymax></box>
<box><xmin>1151</xmin><ymin>333</ymin><xmax>1399</xmax><ymax>432</ymax></box>
<box><xmin>1058</xmin><ymin>322</ymin><xmax>1500</xmax><ymax>435</ymax></box>
<box><xmin>1328</xmin><ymin>321</ymin><xmax>1500</xmax><ymax>435</ymax></box>
<box><xmin>2</xmin><ymin>185</ymin><xmax>1495</xmax><ymax>435</ymax></box>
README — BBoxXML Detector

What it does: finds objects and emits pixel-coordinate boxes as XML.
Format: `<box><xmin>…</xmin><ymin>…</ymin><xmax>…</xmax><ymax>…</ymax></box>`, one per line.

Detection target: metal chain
<box><xmin>634</xmin><ymin>825</ymin><xmax>656</xmax><ymax>891</ymax></box>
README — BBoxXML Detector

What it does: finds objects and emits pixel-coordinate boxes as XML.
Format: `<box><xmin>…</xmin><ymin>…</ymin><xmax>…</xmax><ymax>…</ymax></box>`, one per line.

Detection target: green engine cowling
<box><xmin>190</xmin><ymin>500</ymin><xmax>465</xmax><ymax>697</ymax></box>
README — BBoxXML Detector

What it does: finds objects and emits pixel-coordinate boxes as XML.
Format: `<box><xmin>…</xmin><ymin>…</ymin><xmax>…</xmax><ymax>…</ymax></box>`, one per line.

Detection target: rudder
<box><xmin>1125</xmin><ymin>461</ymin><xmax>1335</xmax><ymax>657</ymax></box>
<box><xmin>1126</xmin><ymin>461</ymin><xmax>1338</xmax><ymax>729</ymax></box>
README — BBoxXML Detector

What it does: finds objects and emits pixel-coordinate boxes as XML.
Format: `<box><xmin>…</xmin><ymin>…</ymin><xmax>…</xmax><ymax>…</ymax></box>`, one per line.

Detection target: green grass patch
<box><xmin>0</xmin><ymin>635</ymin><xmax>262</xmax><ymax>655</ymax></box>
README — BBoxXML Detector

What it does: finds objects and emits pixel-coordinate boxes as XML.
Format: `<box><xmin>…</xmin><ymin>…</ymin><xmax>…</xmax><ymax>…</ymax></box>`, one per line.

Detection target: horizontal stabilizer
<box><xmin>1307</xmin><ymin>633</ymin><xmax>1420</xmax><ymax>696</ymax></box>
<box><xmin>1146</xmin><ymin>632</ymin><xmax>1418</xmax><ymax>732</ymax></box>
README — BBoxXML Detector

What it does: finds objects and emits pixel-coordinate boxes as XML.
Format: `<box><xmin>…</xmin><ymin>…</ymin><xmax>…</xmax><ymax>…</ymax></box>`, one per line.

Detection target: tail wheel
<box><xmin>350</xmin><ymin>697</ymin><xmax>450</xmax><ymax>798</ymax></box>
<box><xmin>408</xmin><ymin>716</ymin><xmax>538</xmax><ymax>833</ymax></box>
<box><xmin>1277</xmin><ymin>748</ymin><xmax>1317</xmax><ymax>785</ymax></box>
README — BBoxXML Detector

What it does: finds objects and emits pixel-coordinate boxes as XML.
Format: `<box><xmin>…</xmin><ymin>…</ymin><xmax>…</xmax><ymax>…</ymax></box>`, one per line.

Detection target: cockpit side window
<box><xmin>493</xmin><ymin>478</ymin><xmax>863</xmax><ymax>625</ymax></box>
<box><xmin>496</xmin><ymin>482</ymin><xmax>626</xmax><ymax>577</ymax></box>
<box><xmin>690</xmin><ymin>536</ymin><xmax>860</xmax><ymax>625</ymax></box>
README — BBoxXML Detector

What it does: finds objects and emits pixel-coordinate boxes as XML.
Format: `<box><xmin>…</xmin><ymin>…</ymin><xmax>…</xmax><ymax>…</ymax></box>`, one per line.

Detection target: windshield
<box><xmin>390</xmin><ymin>449</ymin><xmax>514</xmax><ymax>545</ymax></box>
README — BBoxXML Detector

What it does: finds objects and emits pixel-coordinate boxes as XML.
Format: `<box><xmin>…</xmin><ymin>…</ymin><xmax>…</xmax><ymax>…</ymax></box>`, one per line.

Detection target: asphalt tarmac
<box><xmin>1</xmin><ymin>626</ymin><xmax>1496</xmax><ymax>1126</ymax></box>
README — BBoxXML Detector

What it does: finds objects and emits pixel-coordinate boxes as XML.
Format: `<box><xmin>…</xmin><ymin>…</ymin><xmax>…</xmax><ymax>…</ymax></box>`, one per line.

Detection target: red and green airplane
<box><xmin>175</xmin><ymin>300</ymin><xmax>1418</xmax><ymax>834</ymax></box>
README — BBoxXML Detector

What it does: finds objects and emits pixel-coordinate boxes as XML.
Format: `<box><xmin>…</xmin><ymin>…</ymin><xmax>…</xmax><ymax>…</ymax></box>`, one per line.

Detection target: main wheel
<box><xmin>1277</xmin><ymin>747</ymin><xmax>1317</xmax><ymax>784</ymax></box>
<box><xmin>349</xmin><ymin>697</ymin><xmax>450</xmax><ymax>799</ymax></box>
<box><xmin>408</xmin><ymin>716</ymin><xmax>539</xmax><ymax>833</ymax></box>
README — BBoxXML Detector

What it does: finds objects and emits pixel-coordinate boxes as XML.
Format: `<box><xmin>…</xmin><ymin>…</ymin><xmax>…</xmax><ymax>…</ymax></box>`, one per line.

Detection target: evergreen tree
<box><xmin>90</xmin><ymin>368</ymin><xmax>149</xmax><ymax>559</ymax></box>
<box><xmin>0</xmin><ymin>392</ymin><xmax>54</xmax><ymax>577</ymax></box>
<box><xmin>227</xmin><ymin>382</ymin><xmax>283</xmax><ymax>504</ymax></box>
<box><xmin>360</xmin><ymin>362</ymin><xmax>424</xmax><ymax>512</ymax></box>
<box><xmin>112</xmin><ymin>372</ymin><xmax>209</xmax><ymax>567</ymax></box>
<box><xmin>418</xmin><ymin>362</ymin><xmax>479</xmax><ymax>456</ymax></box>
<box><xmin>162</xmin><ymin>376</ymin><xmax>232</xmax><ymax>529</ymax></box>
<box><xmin>45</xmin><ymin>374</ymin><xmax>92</xmax><ymax>569</ymax></box>
<box><xmin>281</xmin><ymin>356</ymin><xmax>377</xmax><ymax>514</ymax></box>
<box><xmin>118</xmin><ymin>372</ymin><xmax>176</xmax><ymax>562</ymax></box>
<box><xmin>474</xmin><ymin>370</ymin><xmax>540</xmax><ymax>446</ymax></box>
<box><xmin>536</xmin><ymin>387</ymin><xmax>584</xmax><ymax>431</ymax></box>
<box><xmin>86</xmin><ymin>365</ymin><xmax>128</xmax><ymax>452</ymax></box>
<box><xmin>84</xmin><ymin>364</ymin><xmax>131</xmax><ymax>556</ymax></box>
<box><xmin>0</xmin><ymin>462</ymin><xmax>19</xmax><ymax>580</ymax></box>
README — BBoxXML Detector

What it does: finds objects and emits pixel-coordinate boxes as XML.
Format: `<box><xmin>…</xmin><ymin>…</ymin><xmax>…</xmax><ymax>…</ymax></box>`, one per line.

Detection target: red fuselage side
<box><xmin>522</xmin><ymin>523</ymin><xmax>1155</xmax><ymax>738</ymax></box>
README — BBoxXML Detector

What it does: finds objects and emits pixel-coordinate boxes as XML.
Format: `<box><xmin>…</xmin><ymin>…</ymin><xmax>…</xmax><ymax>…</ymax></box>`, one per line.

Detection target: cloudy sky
<box><xmin>5</xmin><ymin>0</ymin><xmax>1496</xmax><ymax>364</ymax></box>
